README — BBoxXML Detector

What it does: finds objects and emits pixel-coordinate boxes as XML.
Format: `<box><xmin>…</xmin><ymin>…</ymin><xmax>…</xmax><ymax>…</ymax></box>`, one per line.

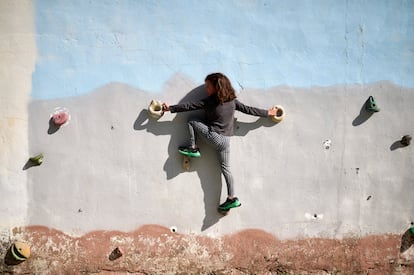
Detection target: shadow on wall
<box><xmin>352</xmin><ymin>100</ymin><xmax>374</xmax><ymax>126</ymax></box>
<box><xmin>133</xmin><ymin>85</ymin><xmax>274</xmax><ymax>231</ymax></box>
<box><xmin>400</xmin><ymin>228</ymin><xmax>414</xmax><ymax>254</ymax></box>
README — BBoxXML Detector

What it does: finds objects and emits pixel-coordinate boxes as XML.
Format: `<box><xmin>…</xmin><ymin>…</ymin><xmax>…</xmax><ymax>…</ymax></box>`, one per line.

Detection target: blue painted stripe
<box><xmin>32</xmin><ymin>0</ymin><xmax>414</xmax><ymax>99</ymax></box>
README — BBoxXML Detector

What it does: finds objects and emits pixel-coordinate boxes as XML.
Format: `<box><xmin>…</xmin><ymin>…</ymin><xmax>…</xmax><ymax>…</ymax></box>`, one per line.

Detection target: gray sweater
<box><xmin>170</xmin><ymin>96</ymin><xmax>268</xmax><ymax>136</ymax></box>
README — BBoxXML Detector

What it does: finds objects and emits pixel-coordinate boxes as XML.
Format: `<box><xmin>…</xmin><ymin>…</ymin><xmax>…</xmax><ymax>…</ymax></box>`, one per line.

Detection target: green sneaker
<box><xmin>178</xmin><ymin>146</ymin><xmax>201</xmax><ymax>158</ymax></box>
<box><xmin>218</xmin><ymin>197</ymin><xmax>241</xmax><ymax>211</ymax></box>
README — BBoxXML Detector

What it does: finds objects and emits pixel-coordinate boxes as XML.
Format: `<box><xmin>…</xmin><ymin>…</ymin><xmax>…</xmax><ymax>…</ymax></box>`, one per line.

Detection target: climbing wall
<box><xmin>1</xmin><ymin>0</ymin><xmax>414</xmax><ymax>273</ymax></box>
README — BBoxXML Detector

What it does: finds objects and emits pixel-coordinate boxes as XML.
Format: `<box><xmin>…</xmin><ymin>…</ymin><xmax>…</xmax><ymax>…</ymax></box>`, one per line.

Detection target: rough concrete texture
<box><xmin>2</xmin><ymin>79</ymin><xmax>409</xmax><ymax>273</ymax></box>
<box><xmin>1</xmin><ymin>1</ymin><xmax>414</xmax><ymax>273</ymax></box>
<box><xmin>25</xmin><ymin>80</ymin><xmax>414</xmax><ymax>238</ymax></box>
<box><xmin>1</xmin><ymin>226</ymin><xmax>414</xmax><ymax>274</ymax></box>
<box><xmin>0</xmin><ymin>0</ymin><xmax>36</xmax><ymax>228</ymax></box>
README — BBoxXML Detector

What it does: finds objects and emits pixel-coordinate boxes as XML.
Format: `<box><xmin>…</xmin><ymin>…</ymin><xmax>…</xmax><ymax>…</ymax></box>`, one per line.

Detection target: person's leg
<box><xmin>216</xmin><ymin>136</ymin><xmax>241</xmax><ymax>210</ymax></box>
<box><xmin>187</xmin><ymin>121</ymin><xmax>241</xmax><ymax>210</ymax></box>
<box><xmin>179</xmin><ymin>120</ymin><xmax>209</xmax><ymax>157</ymax></box>
<box><xmin>187</xmin><ymin>120</ymin><xmax>211</xmax><ymax>147</ymax></box>
<box><xmin>218</xmin><ymin>143</ymin><xmax>234</xmax><ymax>197</ymax></box>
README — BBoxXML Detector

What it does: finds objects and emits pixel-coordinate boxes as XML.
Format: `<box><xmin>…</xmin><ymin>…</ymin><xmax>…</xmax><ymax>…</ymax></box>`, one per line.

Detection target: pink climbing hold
<box><xmin>52</xmin><ymin>112</ymin><xmax>69</xmax><ymax>126</ymax></box>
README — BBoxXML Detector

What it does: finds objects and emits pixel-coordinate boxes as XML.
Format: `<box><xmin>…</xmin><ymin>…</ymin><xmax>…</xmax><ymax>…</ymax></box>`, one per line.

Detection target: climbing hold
<box><xmin>148</xmin><ymin>100</ymin><xmax>164</xmax><ymax>119</ymax></box>
<box><xmin>52</xmin><ymin>112</ymin><xmax>69</xmax><ymax>126</ymax></box>
<box><xmin>29</xmin><ymin>154</ymin><xmax>44</xmax><ymax>166</ymax></box>
<box><xmin>401</xmin><ymin>135</ymin><xmax>412</xmax><ymax>146</ymax></box>
<box><xmin>182</xmin><ymin>156</ymin><xmax>191</xmax><ymax>171</ymax></box>
<box><xmin>271</xmin><ymin>105</ymin><xmax>285</xmax><ymax>123</ymax></box>
<box><xmin>365</xmin><ymin>96</ymin><xmax>380</xmax><ymax>112</ymax></box>
<box><xmin>51</xmin><ymin>107</ymin><xmax>70</xmax><ymax>127</ymax></box>
<box><xmin>323</xmin><ymin>139</ymin><xmax>332</xmax><ymax>150</ymax></box>
<box><xmin>109</xmin><ymin>247</ymin><xmax>123</xmax><ymax>261</ymax></box>
<box><xmin>410</xmin><ymin>226</ymin><xmax>414</xmax><ymax>235</ymax></box>
<box><xmin>10</xmin><ymin>241</ymin><xmax>31</xmax><ymax>262</ymax></box>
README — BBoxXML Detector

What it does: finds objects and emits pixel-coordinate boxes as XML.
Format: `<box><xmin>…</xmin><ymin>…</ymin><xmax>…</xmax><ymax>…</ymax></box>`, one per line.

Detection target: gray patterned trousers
<box><xmin>188</xmin><ymin>120</ymin><xmax>234</xmax><ymax>197</ymax></box>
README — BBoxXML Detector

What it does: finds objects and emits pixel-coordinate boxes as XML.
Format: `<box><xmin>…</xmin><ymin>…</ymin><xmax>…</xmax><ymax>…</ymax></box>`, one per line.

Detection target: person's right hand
<box><xmin>162</xmin><ymin>103</ymin><xmax>170</xmax><ymax>112</ymax></box>
<box><xmin>267</xmin><ymin>107</ymin><xmax>278</xmax><ymax>116</ymax></box>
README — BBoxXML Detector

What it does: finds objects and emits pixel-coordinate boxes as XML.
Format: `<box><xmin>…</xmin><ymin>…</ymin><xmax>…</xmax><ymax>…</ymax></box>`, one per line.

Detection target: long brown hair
<box><xmin>205</xmin><ymin>73</ymin><xmax>237</xmax><ymax>104</ymax></box>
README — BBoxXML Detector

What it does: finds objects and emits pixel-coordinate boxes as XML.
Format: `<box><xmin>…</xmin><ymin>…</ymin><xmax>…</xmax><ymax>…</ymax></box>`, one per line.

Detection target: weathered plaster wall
<box><xmin>1</xmin><ymin>0</ymin><xmax>414</xmax><ymax>273</ymax></box>
<box><xmin>0</xmin><ymin>0</ymin><xmax>36</xmax><ymax>229</ymax></box>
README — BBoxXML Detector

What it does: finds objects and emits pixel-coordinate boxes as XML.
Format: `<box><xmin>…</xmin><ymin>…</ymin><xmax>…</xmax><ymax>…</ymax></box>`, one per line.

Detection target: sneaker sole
<box><xmin>178</xmin><ymin>150</ymin><xmax>201</xmax><ymax>158</ymax></box>
<box><xmin>218</xmin><ymin>202</ymin><xmax>241</xmax><ymax>211</ymax></box>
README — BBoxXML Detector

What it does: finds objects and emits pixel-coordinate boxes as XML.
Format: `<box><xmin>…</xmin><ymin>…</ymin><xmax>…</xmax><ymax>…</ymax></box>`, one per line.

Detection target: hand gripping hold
<box><xmin>148</xmin><ymin>100</ymin><xmax>164</xmax><ymax>119</ymax></box>
<box><xmin>271</xmin><ymin>105</ymin><xmax>285</xmax><ymax>123</ymax></box>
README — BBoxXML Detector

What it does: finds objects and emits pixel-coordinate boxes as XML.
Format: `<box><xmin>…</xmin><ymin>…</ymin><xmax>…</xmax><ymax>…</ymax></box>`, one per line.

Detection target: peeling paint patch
<box><xmin>1</xmin><ymin>225</ymin><xmax>413</xmax><ymax>274</ymax></box>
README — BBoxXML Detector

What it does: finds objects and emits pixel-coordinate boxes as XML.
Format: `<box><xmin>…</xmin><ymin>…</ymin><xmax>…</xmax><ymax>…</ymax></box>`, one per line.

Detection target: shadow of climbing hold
<box><xmin>23</xmin><ymin>154</ymin><xmax>43</xmax><ymax>170</ymax></box>
<box><xmin>148</xmin><ymin>100</ymin><xmax>164</xmax><ymax>119</ymax></box>
<box><xmin>365</xmin><ymin>96</ymin><xmax>380</xmax><ymax>112</ymax></box>
<box><xmin>390</xmin><ymin>135</ymin><xmax>412</xmax><ymax>151</ymax></box>
<box><xmin>400</xmin><ymin>226</ymin><xmax>414</xmax><ymax>253</ymax></box>
<box><xmin>48</xmin><ymin>117</ymin><xmax>60</xmax><ymax>134</ymax></box>
<box><xmin>4</xmin><ymin>241</ymin><xmax>31</xmax><ymax>265</ymax></box>
<box><xmin>352</xmin><ymin>97</ymin><xmax>378</xmax><ymax>126</ymax></box>
<box><xmin>109</xmin><ymin>247</ymin><xmax>123</xmax><ymax>261</ymax></box>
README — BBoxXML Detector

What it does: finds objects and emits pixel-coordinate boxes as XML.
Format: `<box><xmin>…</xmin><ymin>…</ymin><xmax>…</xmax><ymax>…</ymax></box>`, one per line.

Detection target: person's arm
<box><xmin>163</xmin><ymin>99</ymin><xmax>206</xmax><ymax>113</ymax></box>
<box><xmin>236</xmin><ymin>100</ymin><xmax>276</xmax><ymax>117</ymax></box>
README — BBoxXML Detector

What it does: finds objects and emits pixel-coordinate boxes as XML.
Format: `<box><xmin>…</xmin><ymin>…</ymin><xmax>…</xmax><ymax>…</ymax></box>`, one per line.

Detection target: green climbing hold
<box><xmin>365</xmin><ymin>96</ymin><xmax>380</xmax><ymax>112</ymax></box>
<box><xmin>29</xmin><ymin>154</ymin><xmax>44</xmax><ymax>166</ymax></box>
<box><xmin>410</xmin><ymin>226</ymin><xmax>414</xmax><ymax>235</ymax></box>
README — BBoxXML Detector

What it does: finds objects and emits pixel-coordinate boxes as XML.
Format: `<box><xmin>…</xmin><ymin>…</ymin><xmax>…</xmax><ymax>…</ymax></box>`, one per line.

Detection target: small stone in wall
<box><xmin>109</xmin><ymin>247</ymin><xmax>123</xmax><ymax>261</ymax></box>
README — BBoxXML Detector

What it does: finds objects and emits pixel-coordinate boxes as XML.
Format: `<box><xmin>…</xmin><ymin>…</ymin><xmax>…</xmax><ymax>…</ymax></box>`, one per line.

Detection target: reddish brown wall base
<box><xmin>1</xmin><ymin>225</ymin><xmax>413</xmax><ymax>274</ymax></box>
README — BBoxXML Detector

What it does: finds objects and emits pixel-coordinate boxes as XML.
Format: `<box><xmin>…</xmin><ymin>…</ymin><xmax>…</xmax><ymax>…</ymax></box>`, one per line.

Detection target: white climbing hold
<box><xmin>323</xmin><ymin>139</ymin><xmax>332</xmax><ymax>150</ymax></box>
<box><xmin>271</xmin><ymin>105</ymin><xmax>285</xmax><ymax>123</ymax></box>
<box><xmin>148</xmin><ymin>100</ymin><xmax>164</xmax><ymax>119</ymax></box>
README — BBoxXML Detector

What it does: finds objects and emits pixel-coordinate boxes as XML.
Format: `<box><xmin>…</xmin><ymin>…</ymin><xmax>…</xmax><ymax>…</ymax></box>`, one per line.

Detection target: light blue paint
<box><xmin>32</xmin><ymin>0</ymin><xmax>414</xmax><ymax>99</ymax></box>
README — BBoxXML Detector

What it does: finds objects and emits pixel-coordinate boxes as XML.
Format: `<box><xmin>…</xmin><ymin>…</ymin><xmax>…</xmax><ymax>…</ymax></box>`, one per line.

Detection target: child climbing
<box><xmin>162</xmin><ymin>72</ymin><xmax>278</xmax><ymax>212</ymax></box>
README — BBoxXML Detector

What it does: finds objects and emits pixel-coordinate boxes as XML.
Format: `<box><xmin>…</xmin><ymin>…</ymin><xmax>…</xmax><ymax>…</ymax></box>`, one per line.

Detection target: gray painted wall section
<box><xmin>27</xmin><ymin>78</ymin><xmax>413</xmax><ymax>239</ymax></box>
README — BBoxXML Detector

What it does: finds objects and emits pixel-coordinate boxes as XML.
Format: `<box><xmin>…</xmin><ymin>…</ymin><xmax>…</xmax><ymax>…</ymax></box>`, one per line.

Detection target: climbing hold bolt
<box><xmin>10</xmin><ymin>241</ymin><xmax>31</xmax><ymax>262</ymax></box>
<box><xmin>271</xmin><ymin>105</ymin><xmax>285</xmax><ymax>123</ymax></box>
<box><xmin>29</xmin><ymin>154</ymin><xmax>44</xmax><ymax>166</ymax></box>
<box><xmin>401</xmin><ymin>135</ymin><xmax>412</xmax><ymax>146</ymax></box>
<box><xmin>109</xmin><ymin>247</ymin><xmax>123</xmax><ymax>261</ymax></box>
<box><xmin>148</xmin><ymin>100</ymin><xmax>164</xmax><ymax>119</ymax></box>
<box><xmin>365</xmin><ymin>96</ymin><xmax>380</xmax><ymax>112</ymax></box>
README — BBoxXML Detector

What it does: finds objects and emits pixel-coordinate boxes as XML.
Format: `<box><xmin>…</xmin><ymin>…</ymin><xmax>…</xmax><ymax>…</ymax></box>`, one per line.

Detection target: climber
<box><xmin>162</xmin><ymin>72</ymin><xmax>278</xmax><ymax>212</ymax></box>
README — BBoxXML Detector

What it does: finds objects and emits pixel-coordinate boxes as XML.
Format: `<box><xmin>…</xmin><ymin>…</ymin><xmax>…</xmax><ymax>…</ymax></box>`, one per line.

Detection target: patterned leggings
<box><xmin>188</xmin><ymin>120</ymin><xmax>234</xmax><ymax>197</ymax></box>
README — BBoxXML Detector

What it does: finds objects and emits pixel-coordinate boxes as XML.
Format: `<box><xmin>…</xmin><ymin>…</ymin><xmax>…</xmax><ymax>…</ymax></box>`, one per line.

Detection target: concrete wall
<box><xmin>1</xmin><ymin>0</ymin><xmax>414</xmax><ymax>273</ymax></box>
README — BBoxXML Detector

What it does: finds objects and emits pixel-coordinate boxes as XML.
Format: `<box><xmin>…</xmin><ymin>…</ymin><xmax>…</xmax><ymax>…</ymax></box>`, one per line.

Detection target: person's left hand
<box><xmin>268</xmin><ymin>107</ymin><xmax>278</xmax><ymax>116</ymax></box>
<box><xmin>162</xmin><ymin>103</ymin><xmax>170</xmax><ymax>112</ymax></box>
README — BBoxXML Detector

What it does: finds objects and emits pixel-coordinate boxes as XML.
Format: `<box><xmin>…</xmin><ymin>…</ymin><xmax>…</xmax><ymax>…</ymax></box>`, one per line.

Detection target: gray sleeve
<box><xmin>170</xmin><ymin>99</ymin><xmax>206</xmax><ymax>113</ymax></box>
<box><xmin>235</xmin><ymin>100</ymin><xmax>268</xmax><ymax>117</ymax></box>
